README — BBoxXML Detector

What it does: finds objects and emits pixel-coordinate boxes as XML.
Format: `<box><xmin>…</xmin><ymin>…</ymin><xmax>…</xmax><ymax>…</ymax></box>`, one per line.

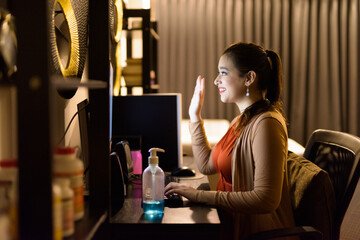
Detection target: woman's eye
<box><xmin>219</xmin><ymin>71</ymin><xmax>227</xmax><ymax>76</ymax></box>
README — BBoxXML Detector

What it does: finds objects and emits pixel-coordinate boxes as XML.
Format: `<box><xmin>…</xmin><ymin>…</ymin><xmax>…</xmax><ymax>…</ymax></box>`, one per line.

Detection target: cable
<box><xmin>57</xmin><ymin>101</ymin><xmax>89</xmax><ymax>146</ymax></box>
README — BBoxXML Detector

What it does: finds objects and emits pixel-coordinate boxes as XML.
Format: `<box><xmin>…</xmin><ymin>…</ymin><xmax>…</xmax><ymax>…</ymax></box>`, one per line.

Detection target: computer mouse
<box><xmin>171</xmin><ymin>167</ymin><xmax>196</xmax><ymax>177</ymax></box>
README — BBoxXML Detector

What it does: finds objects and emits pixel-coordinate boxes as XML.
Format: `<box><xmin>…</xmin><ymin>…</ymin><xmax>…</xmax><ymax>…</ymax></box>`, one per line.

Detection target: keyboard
<box><xmin>164</xmin><ymin>174</ymin><xmax>183</xmax><ymax>207</ymax></box>
<box><xmin>164</xmin><ymin>193</ymin><xmax>183</xmax><ymax>208</ymax></box>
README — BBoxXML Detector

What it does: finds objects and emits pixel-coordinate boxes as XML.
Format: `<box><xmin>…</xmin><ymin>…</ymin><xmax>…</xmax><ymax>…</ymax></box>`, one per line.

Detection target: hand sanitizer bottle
<box><xmin>142</xmin><ymin>148</ymin><xmax>165</xmax><ymax>215</ymax></box>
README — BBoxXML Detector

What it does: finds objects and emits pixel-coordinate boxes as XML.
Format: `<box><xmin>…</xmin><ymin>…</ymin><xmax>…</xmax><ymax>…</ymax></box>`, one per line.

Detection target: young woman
<box><xmin>165</xmin><ymin>42</ymin><xmax>296</xmax><ymax>239</ymax></box>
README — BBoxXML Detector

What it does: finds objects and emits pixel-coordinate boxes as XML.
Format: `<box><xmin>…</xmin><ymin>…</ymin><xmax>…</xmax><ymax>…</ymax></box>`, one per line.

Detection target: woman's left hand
<box><xmin>188</xmin><ymin>76</ymin><xmax>205</xmax><ymax>122</ymax></box>
<box><xmin>164</xmin><ymin>182</ymin><xmax>198</xmax><ymax>202</ymax></box>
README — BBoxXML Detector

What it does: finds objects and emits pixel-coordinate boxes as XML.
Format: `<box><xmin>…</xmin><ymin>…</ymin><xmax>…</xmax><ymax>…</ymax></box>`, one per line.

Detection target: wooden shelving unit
<box><xmin>9</xmin><ymin>1</ymin><xmax>111</xmax><ymax>239</ymax></box>
<box><xmin>122</xmin><ymin>8</ymin><xmax>152</xmax><ymax>93</ymax></box>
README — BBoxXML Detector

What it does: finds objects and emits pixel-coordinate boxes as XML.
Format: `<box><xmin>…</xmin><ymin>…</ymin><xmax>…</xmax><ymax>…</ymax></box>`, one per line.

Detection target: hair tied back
<box><xmin>265</xmin><ymin>49</ymin><xmax>273</xmax><ymax>70</ymax></box>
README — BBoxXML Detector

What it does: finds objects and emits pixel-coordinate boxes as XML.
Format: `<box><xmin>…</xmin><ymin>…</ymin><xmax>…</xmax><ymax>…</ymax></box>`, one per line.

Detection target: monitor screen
<box><xmin>111</xmin><ymin>94</ymin><xmax>182</xmax><ymax>172</ymax></box>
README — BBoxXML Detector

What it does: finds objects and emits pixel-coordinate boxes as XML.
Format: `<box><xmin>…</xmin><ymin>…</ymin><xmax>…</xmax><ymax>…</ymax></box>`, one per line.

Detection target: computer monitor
<box><xmin>111</xmin><ymin>94</ymin><xmax>182</xmax><ymax>172</ymax></box>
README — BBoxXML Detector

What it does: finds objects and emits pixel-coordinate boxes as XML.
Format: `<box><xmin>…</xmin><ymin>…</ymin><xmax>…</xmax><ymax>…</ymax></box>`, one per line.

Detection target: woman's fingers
<box><xmin>189</xmin><ymin>75</ymin><xmax>205</xmax><ymax>122</ymax></box>
<box><xmin>164</xmin><ymin>182</ymin><xmax>176</xmax><ymax>196</ymax></box>
<box><xmin>199</xmin><ymin>76</ymin><xmax>205</xmax><ymax>102</ymax></box>
<box><xmin>164</xmin><ymin>182</ymin><xmax>197</xmax><ymax>202</ymax></box>
<box><xmin>194</xmin><ymin>75</ymin><xmax>204</xmax><ymax>98</ymax></box>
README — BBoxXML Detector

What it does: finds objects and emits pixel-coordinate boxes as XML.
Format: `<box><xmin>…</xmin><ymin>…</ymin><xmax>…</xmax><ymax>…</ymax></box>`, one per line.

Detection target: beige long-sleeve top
<box><xmin>190</xmin><ymin>111</ymin><xmax>296</xmax><ymax>239</ymax></box>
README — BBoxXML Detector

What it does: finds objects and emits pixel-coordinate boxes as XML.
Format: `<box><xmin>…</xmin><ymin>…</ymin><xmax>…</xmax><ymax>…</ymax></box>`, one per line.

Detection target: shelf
<box><xmin>122</xmin><ymin>8</ymin><xmax>152</xmax><ymax>93</ymax></box>
<box><xmin>12</xmin><ymin>0</ymin><xmax>110</xmax><ymax>239</ymax></box>
<box><xmin>0</xmin><ymin>81</ymin><xmax>16</xmax><ymax>87</ymax></box>
<box><xmin>51</xmin><ymin>75</ymin><xmax>108</xmax><ymax>90</ymax></box>
<box><xmin>123</xmin><ymin>28</ymin><xmax>143</xmax><ymax>31</ymax></box>
<box><xmin>70</xmin><ymin>198</ymin><xmax>108</xmax><ymax>240</ymax></box>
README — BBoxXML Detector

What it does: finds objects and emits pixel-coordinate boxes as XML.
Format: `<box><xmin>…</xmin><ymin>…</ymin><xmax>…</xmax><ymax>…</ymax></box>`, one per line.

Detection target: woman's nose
<box><xmin>214</xmin><ymin>76</ymin><xmax>220</xmax><ymax>86</ymax></box>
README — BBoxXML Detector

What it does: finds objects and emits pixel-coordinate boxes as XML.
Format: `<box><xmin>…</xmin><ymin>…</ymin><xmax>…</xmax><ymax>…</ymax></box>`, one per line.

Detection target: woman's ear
<box><xmin>245</xmin><ymin>71</ymin><xmax>256</xmax><ymax>86</ymax></box>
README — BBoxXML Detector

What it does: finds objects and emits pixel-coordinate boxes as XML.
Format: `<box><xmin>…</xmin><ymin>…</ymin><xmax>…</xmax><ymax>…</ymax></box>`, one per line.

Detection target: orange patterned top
<box><xmin>212</xmin><ymin>120</ymin><xmax>240</xmax><ymax>191</ymax></box>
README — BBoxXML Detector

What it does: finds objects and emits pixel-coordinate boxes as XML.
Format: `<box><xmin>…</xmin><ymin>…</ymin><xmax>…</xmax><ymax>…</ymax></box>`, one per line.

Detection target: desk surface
<box><xmin>111</xmin><ymin>178</ymin><xmax>220</xmax><ymax>224</ymax></box>
<box><xmin>108</xmin><ymin>157</ymin><xmax>221</xmax><ymax>239</ymax></box>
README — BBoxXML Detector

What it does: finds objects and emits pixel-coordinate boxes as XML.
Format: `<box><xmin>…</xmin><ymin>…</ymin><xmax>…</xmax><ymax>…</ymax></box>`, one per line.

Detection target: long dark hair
<box><xmin>222</xmin><ymin>42</ymin><xmax>285</xmax><ymax>128</ymax></box>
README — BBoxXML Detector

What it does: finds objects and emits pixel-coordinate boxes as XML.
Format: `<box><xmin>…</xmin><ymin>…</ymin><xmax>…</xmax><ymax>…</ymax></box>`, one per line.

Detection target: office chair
<box><xmin>246</xmin><ymin>151</ymin><xmax>335</xmax><ymax>240</ymax></box>
<box><xmin>339</xmin><ymin>177</ymin><xmax>360</xmax><ymax>239</ymax></box>
<box><xmin>303</xmin><ymin>129</ymin><xmax>360</xmax><ymax>240</ymax></box>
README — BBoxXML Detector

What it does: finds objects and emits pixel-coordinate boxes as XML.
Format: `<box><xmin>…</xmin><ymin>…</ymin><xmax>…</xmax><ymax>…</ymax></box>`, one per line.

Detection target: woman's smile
<box><xmin>218</xmin><ymin>87</ymin><xmax>226</xmax><ymax>94</ymax></box>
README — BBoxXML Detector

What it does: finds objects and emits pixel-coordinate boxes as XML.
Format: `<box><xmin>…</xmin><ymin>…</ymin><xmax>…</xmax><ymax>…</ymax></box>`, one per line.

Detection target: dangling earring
<box><xmin>246</xmin><ymin>86</ymin><xmax>250</xmax><ymax>97</ymax></box>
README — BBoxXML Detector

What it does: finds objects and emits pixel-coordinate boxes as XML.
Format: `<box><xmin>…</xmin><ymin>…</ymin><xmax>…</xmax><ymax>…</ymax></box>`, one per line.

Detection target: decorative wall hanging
<box><xmin>48</xmin><ymin>0</ymin><xmax>88</xmax><ymax>99</ymax></box>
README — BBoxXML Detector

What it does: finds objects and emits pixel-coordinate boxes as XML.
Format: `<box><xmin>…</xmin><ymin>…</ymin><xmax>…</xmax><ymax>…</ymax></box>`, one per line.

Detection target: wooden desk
<box><xmin>108</xmin><ymin>157</ymin><xmax>221</xmax><ymax>239</ymax></box>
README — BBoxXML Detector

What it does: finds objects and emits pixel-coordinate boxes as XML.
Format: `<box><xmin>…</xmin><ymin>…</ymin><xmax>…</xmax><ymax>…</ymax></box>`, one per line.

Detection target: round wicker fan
<box><xmin>48</xmin><ymin>0</ymin><xmax>88</xmax><ymax>99</ymax></box>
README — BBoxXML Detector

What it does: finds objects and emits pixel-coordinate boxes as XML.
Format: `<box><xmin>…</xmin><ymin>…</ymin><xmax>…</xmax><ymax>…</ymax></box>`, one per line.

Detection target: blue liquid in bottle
<box><xmin>143</xmin><ymin>200</ymin><xmax>165</xmax><ymax>215</ymax></box>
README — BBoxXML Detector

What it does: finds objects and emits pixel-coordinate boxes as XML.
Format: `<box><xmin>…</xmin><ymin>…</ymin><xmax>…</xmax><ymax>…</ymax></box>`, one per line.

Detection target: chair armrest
<box><xmin>245</xmin><ymin>226</ymin><xmax>323</xmax><ymax>240</ymax></box>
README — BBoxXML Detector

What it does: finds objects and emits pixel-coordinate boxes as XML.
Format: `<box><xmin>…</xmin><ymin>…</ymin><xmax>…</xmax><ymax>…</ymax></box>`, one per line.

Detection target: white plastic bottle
<box><xmin>52</xmin><ymin>182</ymin><xmax>62</xmax><ymax>240</ymax></box>
<box><xmin>53</xmin><ymin>147</ymin><xmax>84</xmax><ymax>221</ymax></box>
<box><xmin>54</xmin><ymin>178</ymin><xmax>74</xmax><ymax>238</ymax></box>
<box><xmin>0</xmin><ymin>188</ymin><xmax>10</xmax><ymax>240</ymax></box>
<box><xmin>0</xmin><ymin>159</ymin><xmax>18</xmax><ymax>240</ymax></box>
<box><xmin>142</xmin><ymin>148</ymin><xmax>165</xmax><ymax>215</ymax></box>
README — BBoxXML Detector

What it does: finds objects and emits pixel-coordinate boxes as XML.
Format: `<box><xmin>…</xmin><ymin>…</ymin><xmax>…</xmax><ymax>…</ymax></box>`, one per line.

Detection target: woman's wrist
<box><xmin>189</xmin><ymin>114</ymin><xmax>202</xmax><ymax>123</ymax></box>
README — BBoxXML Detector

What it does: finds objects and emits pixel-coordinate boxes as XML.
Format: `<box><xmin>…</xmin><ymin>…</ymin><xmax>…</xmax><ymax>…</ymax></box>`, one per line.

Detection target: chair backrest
<box><xmin>287</xmin><ymin>152</ymin><xmax>336</xmax><ymax>240</ymax></box>
<box><xmin>339</xmin><ymin>178</ymin><xmax>360</xmax><ymax>239</ymax></box>
<box><xmin>303</xmin><ymin>129</ymin><xmax>360</xmax><ymax>239</ymax></box>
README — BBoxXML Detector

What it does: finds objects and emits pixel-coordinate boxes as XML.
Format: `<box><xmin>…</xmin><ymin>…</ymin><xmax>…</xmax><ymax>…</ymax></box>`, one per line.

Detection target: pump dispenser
<box><xmin>142</xmin><ymin>148</ymin><xmax>165</xmax><ymax>215</ymax></box>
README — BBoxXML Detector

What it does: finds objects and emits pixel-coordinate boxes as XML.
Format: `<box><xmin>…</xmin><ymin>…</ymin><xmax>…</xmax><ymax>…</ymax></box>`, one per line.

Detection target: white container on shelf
<box><xmin>54</xmin><ymin>178</ymin><xmax>74</xmax><ymax>238</ymax></box>
<box><xmin>53</xmin><ymin>147</ymin><xmax>84</xmax><ymax>221</ymax></box>
<box><xmin>0</xmin><ymin>188</ymin><xmax>10</xmax><ymax>240</ymax></box>
<box><xmin>0</xmin><ymin>159</ymin><xmax>18</xmax><ymax>240</ymax></box>
<box><xmin>52</xmin><ymin>182</ymin><xmax>62</xmax><ymax>240</ymax></box>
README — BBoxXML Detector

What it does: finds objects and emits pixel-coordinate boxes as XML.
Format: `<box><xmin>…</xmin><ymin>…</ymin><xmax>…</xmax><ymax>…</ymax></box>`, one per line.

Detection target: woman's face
<box><xmin>214</xmin><ymin>54</ymin><xmax>247</xmax><ymax>104</ymax></box>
